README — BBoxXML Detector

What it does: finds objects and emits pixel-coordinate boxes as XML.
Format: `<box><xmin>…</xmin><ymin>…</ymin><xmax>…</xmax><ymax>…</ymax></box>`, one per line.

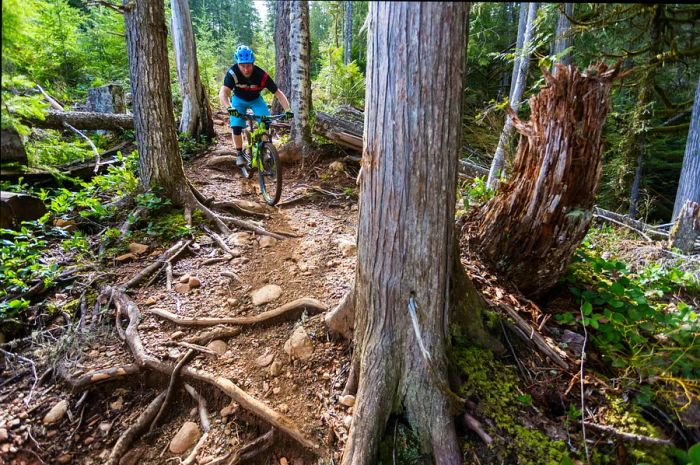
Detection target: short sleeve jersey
<box><xmin>223</xmin><ymin>64</ymin><xmax>278</xmax><ymax>101</ymax></box>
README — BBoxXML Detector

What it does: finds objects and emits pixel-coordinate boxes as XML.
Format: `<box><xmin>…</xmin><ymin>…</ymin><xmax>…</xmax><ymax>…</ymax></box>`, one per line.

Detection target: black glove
<box><xmin>284</xmin><ymin>110</ymin><xmax>294</xmax><ymax>120</ymax></box>
<box><xmin>227</xmin><ymin>107</ymin><xmax>239</xmax><ymax>117</ymax></box>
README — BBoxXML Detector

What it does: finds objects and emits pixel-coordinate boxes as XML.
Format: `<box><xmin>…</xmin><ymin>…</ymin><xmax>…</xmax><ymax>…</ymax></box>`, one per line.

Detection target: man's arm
<box><xmin>219</xmin><ymin>86</ymin><xmax>232</xmax><ymax>111</ymax></box>
<box><xmin>274</xmin><ymin>89</ymin><xmax>291</xmax><ymax>112</ymax></box>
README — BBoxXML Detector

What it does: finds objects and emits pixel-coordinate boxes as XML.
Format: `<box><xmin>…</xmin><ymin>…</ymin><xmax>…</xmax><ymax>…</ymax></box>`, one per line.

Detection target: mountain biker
<box><xmin>219</xmin><ymin>44</ymin><xmax>292</xmax><ymax>167</ymax></box>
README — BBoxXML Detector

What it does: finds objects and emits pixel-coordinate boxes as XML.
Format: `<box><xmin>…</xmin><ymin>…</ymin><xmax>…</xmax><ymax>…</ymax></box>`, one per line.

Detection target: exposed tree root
<box><xmin>201</xmin><ymin>225</ymin><xmax>236</xmax><ymax>256</ymax></box>
<box><xmin>218</xmin><ymin>214</ymin><xmax>298</xmax><ymax>239</ymax></box>
<box><xmin>325</xmin><ymin>285</ymin><xmax>355</xmax><ymax>340</ymax></box>
<box><xmin>173</xmin><ymin>341</ymin><xmax>219</xmax><ymax>355</ymax></box>
<box><xmin>107</xmin><ymin>391</ymin><xmax>166</xmax><ymax>465</ymax></box>
<box><xmin>150</xmin><ymin>297</ymin><xmax>327</xmax><ymax>327</ymax></box>
<box><xmin>183</xmin><ymin>383</ymin><xmax>210</xmax><ymax>465</ymax></box>
<box><xmin>210</xmin><ymin>200</ymin><xmax>270</xmax><ymax>219</ymax></box>
<box><xmin>205</xmin><ymin>428</ymin><xmax>275</xmax><ymax>465</ymax></box>
<box><xmin>123</xmin><ymin>239</ymin><xmax>192</xmax><ymax>289</ymax></box>
<box><xmin>62</xmin><ymin>363</ymin><xmax>141</xmax><ymax>391</ymax></box>
<box><xmin>150</xmin><ymin>349</ymin><xmax>196</xmax><ymax>432</ymax></box>
<box><xmin>583</xmin><ymin>421</ymin><xmax>673</xmax><ymax>446</ymax></box>
<box><xmin>182</xmin><ymin>327</ymin><xmax>242</xmax><ymax>346</ymax></box>
<box><xmin>104</xmin><ymin>286</ymin><xmax>319</xmax><ymax>452</ymax></box>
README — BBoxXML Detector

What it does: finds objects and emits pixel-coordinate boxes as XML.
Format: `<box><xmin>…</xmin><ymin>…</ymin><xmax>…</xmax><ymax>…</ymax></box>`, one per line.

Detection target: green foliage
<box><xmin>461</xmin><ymin>175</ymin><xmax>495</xmax><ymax>209</ymax></box>
<box><xmin>1</xmin><ymin>75</ymin><xmax>49</xmax><ymax>136</ymax></box>
<box><xmin>313</xmin><ymin>46</ymin><xmax>365</xmax><ymax>110</ymax></box>
<box><xmin>377</xmin><ymin>421</ymin><xmax>425</xmax><ymax>465</ymax></box>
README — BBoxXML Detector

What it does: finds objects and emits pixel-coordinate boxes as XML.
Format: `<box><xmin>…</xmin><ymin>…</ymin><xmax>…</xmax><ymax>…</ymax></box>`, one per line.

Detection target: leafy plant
<box><xmin>462</xmin><ymin>175</ymin><xmax>495</xmax><ymax>208</ymax></box>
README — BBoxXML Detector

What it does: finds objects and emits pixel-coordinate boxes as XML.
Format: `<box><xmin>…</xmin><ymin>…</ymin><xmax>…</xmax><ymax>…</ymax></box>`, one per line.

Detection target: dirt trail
<box><xmin>0</xmin><ymin>117</ymin><xmax>360</xmax><ymax>464</ymax></box>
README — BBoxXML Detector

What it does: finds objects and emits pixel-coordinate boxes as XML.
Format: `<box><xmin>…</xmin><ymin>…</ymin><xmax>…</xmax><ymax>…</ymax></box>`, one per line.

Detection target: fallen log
<box><xmin>22</xmin><ymin>110</ymin><xmax>134</xmax><ymax>131</ymax></box>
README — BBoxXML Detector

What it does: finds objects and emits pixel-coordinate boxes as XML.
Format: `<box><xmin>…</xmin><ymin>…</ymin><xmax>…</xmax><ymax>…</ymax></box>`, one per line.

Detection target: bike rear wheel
<box><xmin>258</xmin><ymin>142</ymin><xmax>283</xmax><ymax>206</ymax></box>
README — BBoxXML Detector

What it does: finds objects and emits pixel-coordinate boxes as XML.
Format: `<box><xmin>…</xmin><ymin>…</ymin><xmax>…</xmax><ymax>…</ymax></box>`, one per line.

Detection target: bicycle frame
<box><xmin>229</xmin><ymin>110</ymin><xmax>287</xmax><ymax>172</ymax></box>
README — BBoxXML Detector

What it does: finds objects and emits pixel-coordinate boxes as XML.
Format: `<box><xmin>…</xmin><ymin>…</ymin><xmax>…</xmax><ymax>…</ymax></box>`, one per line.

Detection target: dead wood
<box><xmin>668</xmin><ymin>200</ymin><xmax>700</xmax><ymax>253</ymax></box>
<box><xmin>469</xmin><ymin>63</ymin><xmax>620</xmax><ymax>297</ymax></box>
<box><xmin>22</xmin><ymin>109</ymin><xmax>134</xmax><ymax>131</ymax></box>
<box><xmin>107</xmin><ymin>391</ymin><xmax>166</xmax><ymax>465</ymax></box>
<box><xmin>174</xmin><ymin>341</ymin><xmax>219</xmax><ymax>355</ymax></box>
<box><xmin>583</xmin><ymin>421</ymin><xmax>673</xmax><ymax>446</ymax></box>
<box><xmin>592</xmin><ymin>206</ymin><xmax>669</xmax><ymax>240</ymax></box>
<box><xmin>325</xmin><ymin>286</ymin><xmax>355</xmax><ymax>340</ymax></box>
<box><xmin>123</xmin><ymin>239</ymin><xmax>191</xmax><ymax>289</ymax></box>
<box><xmin>150</xmin><ymin>349</ymin><xmax>196</xmax><ymax>432</ymax></box>
<box><xmin>104</xmin><ymin>286</ymin><xmax>319</xmax><ymax>451</ymax></box>
<box><xmin>150</xmin><ymin>297</ymin><xmax>327</xmax><ymax>328</ymax></box>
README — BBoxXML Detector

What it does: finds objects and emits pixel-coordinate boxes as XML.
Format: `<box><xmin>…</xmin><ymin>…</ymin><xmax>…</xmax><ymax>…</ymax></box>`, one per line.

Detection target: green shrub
<box><xmin>313</xmin><ymin>46</ymin><xmax>365</xmax><ymax>111</ymax></box>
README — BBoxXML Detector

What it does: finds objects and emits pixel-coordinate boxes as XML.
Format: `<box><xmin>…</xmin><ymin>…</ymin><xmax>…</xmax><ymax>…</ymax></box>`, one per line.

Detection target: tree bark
<box><xmin>672</xmin><ymin>76</ymin><xmax>700</xmax><ymax>221</ymax></box>
<box><xmin>487</xmin><ymin>2</ymin><xmax>538</xmax><ymax>189</ymax></box>
<box><xmin>669</xmin><ymin>200</ymin><xmax>700</xmax><ymax>253</ymax></box>
<box><xmin>341</xmin><ymin>4</ymin><xmax>469</xmax><ymax>464</ymax></box>
<box><xmin>122</xmin><ymin>0</ymin><xmax>217</xmax><ymax>223</ymax></box>
<box><xmin>271</xmin><ymin>0</ymin><xmax>291</xmax><ymax>115</ymax></box>
<box><xmin>470</xmin><ymin>63</ymin><xmax>619</xmax><ymax>298</ymax></box>
<box><xmin>551</xmin><ymin>3</ymin><xmax>574</xmax><ymax>73</ymax></box>
<box><xmin>0</xmin><ymin>127</ymin><xmax>27</xmax><ymax>164</ymax></box>
<box><xmin>344</xmin><ymin>1</ymin><xmax>353</xmax><ymax>65</ymax></box>
<box><xmin>289</xmin><ymin>0</ymin><xmax>312</xmax><ymax>149</ymax></box>
<box><xmin>171</xmin><ymin>0</ymin><xmax>214</xmax><ymax>140</ymax></box>
<box><xmin>21</xmin><ymin>110</ymin><xmax>134</xmax><ymax>130</ymax></box>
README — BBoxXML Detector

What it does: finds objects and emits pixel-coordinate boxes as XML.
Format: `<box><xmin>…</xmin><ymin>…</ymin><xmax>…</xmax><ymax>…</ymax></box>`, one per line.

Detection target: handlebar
<box><xmin>227</xmin><ymin>108</ymin><xmax>292</xmax><ymax>122</ymax></box>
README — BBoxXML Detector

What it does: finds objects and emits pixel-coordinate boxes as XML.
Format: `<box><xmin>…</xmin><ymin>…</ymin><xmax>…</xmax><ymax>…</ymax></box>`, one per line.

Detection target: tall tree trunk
<box><xmin>672</xmin><ymin>76</ymin><xmax>700</xmax><ymax>221</ymax></box>
<box><xmin>470</xmin><ymin>63</ymin><xmax>619</xmax><ymax>297</ymax></box>
<box><xmin>509</xmin><ymin>2</ymin><xmax>528</xmax><ymax>102</ymax></box>
<box><xmin>487</xmin><ymin>2</ymin><xmax>538</xmax><ymax>189</ymax></box>
<box><xmin>344</xmin><ymin>1</ymin><xmax>353</xmax><ymax>65</ymax></box>
<box><xmin>271</xmin><ymin>0</ymin><xmax>291</xmax><ymax>115</ymax></box>
<box><xmin>122</xmin><ymin>0</ymin><xmax>227</xmax><ymax>235</ymax></box>
<box><xmin>551</xmin><ymin>3</ymin><xmax>574</xmax><ymax>73</ymax></box>
<box><xmin>341</xmin><ymin>4</ymin><xmax>469</xmax><ymax>464</ymax></box>
<box><xmin>625</xmin><ymin>5</ymin><xmax>663</xmax><ymax>219</ymax></box>
<box><xmin>171</xmin><ymin>0</ymin><xmax>214</xmax><ymax>140</ymax></box>
<box><xmin>289</xmin><ymin>0</ymin><xmax>312</xmax><ymax>149</ymax></box>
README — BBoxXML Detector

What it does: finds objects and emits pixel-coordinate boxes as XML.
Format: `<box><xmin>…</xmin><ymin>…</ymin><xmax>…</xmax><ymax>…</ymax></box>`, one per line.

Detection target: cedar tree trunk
<box><xmin>470</xmin><ymin>64</ymin><xmax>618</xmax><ymax>297</ymax></box>
<box><xmin>341</xmin><ymin>3</ymin><xmax>469</xmax><ymax>464</ymax></box>
<box><xmin>289</xmin><ymin>0</ymin><xmax>312</xmax><ymax>148</ymax></box>
<box><xmin>344</xmin><ymin>1</ymin><xmax>352</xmax><ymax>65</ymax></box>
<box><xmin>271</xmin><ymin>0</ymin><xmax>291</xmax><ymax>115</ymax></box>
<box><xmin>171</xmin><ymin>0</ymin><xmax>214</xmax><ymax>140</ymax></box>
<box><xmin>551</xmin><ymin>3</ymin><xmax>574</xmax><ymax>73</ymax></box>
<box><xmin>672</xmin><ymin>76</ymin><xmax>700</xmax><ymax>221</ymax></box>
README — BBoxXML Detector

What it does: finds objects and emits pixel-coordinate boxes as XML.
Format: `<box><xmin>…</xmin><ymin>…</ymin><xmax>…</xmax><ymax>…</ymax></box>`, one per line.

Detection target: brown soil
<box><xmin>0</xmin><ymin>118</ymin><xmax>360</xmax><ymax>465</ymax></box>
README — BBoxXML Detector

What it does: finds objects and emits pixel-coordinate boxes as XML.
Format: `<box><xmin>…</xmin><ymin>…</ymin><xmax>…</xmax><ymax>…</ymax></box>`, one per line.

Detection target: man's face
<box><xmin>239</xmin><ymin>63</ymin><xmax>253</xmax><ymax>77</ymax></box>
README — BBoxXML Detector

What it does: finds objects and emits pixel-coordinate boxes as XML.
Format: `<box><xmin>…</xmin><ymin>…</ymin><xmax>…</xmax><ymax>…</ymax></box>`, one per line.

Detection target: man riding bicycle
<box><xmin>219</xmin><ymin>45</ymin><xmax>293</xmax><ymax>168</ymax></box>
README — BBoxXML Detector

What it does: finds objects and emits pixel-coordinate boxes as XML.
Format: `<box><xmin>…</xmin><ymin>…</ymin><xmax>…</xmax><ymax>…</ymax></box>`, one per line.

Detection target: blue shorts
<box><xmin>229</xmin><ymin>95</ymin><xmax>270</xmax><ymax>128</ymax></box>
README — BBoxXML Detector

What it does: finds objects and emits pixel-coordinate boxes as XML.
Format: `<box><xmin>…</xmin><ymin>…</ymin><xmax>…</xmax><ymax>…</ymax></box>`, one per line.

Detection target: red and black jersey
<box><xmin>223</xmin><ymin>64</ymin><xmax>278</xmax><ymax>102</ymax></box>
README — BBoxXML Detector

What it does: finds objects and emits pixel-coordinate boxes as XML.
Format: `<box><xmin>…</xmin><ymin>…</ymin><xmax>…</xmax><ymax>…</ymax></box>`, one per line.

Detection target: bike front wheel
<box><xmin>258</xmin><ymin>142</ymin><xmax>283</xmax><ymax>206</ymax></box>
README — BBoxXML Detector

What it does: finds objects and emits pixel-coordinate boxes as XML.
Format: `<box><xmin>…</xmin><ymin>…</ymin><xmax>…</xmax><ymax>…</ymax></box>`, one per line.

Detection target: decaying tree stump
<box><xmin>86</xmin><ymin>84</ymin><xmax>126</xmax><ymax>114</ymax></box>
<box><xmin>0</xmin><ymin>127</ymin><xmax>28</xmax><ymax>165</ymax></box>
<box><xmin>669</xmin><ymin>200</ymin><xmax>700</xmax><ymax>253</ymax></box>
<box><xmin>468</xmin><ymin>63</ymin><xmax>619</xmax><ymax>297</ymax></box>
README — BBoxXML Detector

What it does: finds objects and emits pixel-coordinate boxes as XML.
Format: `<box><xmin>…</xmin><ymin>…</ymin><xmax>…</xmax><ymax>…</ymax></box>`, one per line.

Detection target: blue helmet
<box><xmin>235</xmin><ymin>45</ymin><xmax>255</xmax><ymax>64</ymax></box>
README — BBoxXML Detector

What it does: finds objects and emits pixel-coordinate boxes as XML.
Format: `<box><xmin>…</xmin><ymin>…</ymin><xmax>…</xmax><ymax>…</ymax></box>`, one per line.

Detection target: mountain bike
<box><xmin>227</xmin><ymin>108</ymin><xmax>292</xmax><ymax>206</ymax></box>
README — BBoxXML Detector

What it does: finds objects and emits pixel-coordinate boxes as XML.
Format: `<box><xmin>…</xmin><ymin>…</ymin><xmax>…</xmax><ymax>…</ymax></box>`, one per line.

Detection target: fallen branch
<box><xmin>105</xmin><ymin>286</ymin><xmax>319</xmax><ymax>452</ymax></box>
<box><xmin>498</xmin><ymin>303</ymin><xmax>569</xmax><ymax>370</ymax></box>
<box><xmin>583</xmin><ymin>421</ymin><xmax>673</xmax><ymax>446</ymax></box>
<box><xmin>150</xmin><ymin>297</ymin><xmax>327</xmax><ymax>328</ymax></box>
<box><xmin>210</xmin><ymin>201</ymin><xmax>270</xmax><ymax>218</ymax></box>
<box><xmin>206</xmin><ymin>428</ymin><xmax>275</xmax><ymax>465</ymax></box>
<box><xmin>107</xmin><ymin>391</ymin><xmax>166</xmax><ymax>465</ymax></box>
<box><xmin>174</xmin><ymin>341</ymin><xmax>219</xmax><ymax>356</ymax></box>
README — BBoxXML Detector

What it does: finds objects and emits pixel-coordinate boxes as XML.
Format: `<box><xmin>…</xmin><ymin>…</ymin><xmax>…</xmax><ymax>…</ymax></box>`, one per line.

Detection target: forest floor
<box><xmin>0</xmin><ymin>115</ymin><xmax>696</xmax><ymax>465</ymax></box>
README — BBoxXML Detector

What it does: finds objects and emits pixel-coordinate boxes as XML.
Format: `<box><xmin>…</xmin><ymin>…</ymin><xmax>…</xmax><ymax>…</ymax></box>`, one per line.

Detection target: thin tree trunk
<box><xmin>289</xmin><ymin>0</ymin><xmax>312</xmax><ymax>148</ymax></box>
<box><xmin>271</xmin><ymin>0</ymin><xmax>291</xmax><ymax>115</ymax></box>
<box><xmin>344</xmin><ymin>1</ymin><xmax>353</xmax><ymax>65</ymax></box>
<box><xmin>341</xmin><ymin>4</ymin><xmax>469</xmax><ymax>464</ymax></box>
<box><xmin>171</xmin><ymin>0</ymin><xmax>214</xmax><ymax>140</ymax></box>
<box><xmin>509</xmin><ymin>2</ymin><xmax>528</xmax><ymax>102</ymax></box>
<box><xmin>487</xmin><ymin>2</ymin><xmax>538</xmax><ymax>189</ymax></box>
<box><xmin>551</xmin><ymin>3</ymin><xmax>574</xmax><ymax>73</ymax></box>
<box><xmin>471</xmin><ymin>63</ymin><xmax>619</xmax><ymax>297</ymax></box>
<box><xmin>672</xmin><ymin>76</ymin><xmax>700</xmax><ymax>221</ymax></box>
